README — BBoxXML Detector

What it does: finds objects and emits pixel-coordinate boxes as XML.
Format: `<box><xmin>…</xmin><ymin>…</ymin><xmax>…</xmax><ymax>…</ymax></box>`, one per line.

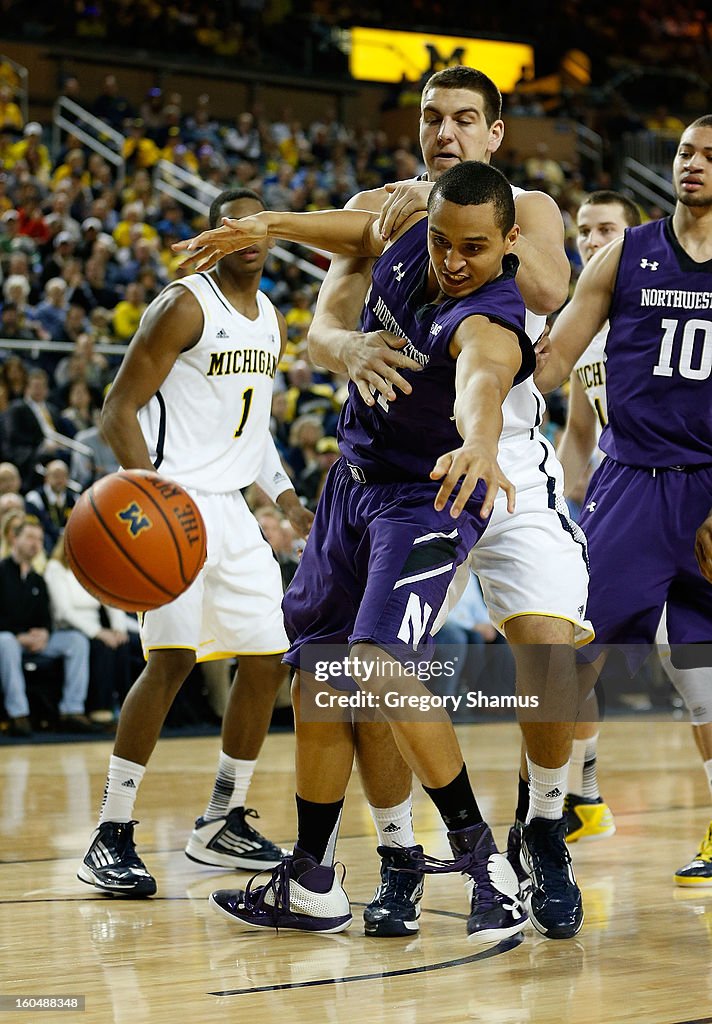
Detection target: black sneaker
<box><xmin>521</xmin><ymin>816</ymin><xmax>583</xmax><ymax>939</ymax></box>
<box><xmin>506</xmin><ymin>820</ymin><xmax>531</xmax><ymax>895</ymax></box>
<box><xmin>185</xmin><ymin>806</ymin><xmax>288</xmax><ymax>870</ymax></box>
<box><xmin>363</xmin><ymin>845</ymin><xmax>425</xmax><ymax>937</ymax></box>
<box><xmin>77</xmin><ymin>821</ymin><xmax>157</xmax><ymax>897</ymax></box>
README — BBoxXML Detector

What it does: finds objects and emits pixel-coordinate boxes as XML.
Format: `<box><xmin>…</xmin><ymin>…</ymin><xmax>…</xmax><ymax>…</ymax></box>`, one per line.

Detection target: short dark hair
<box><xmin>208</xmin><ymin>188</ymin><xmax>264</xmax><ymax>229</ymax></box>
<box><xmin>579</xmin><ymin>190</ymin><xmax>641</xmax><ymax>227</ymax></box>
<box><xmin>685</xmin><ymin>114</ymin><xmax>712</xmax><ymax>132</ymax></box>
<box><xmin>422</xmin><ymin>66</ymin><xmax>502</xmax><ymax>126</ymax></box>
<box><xmin>428</xmin><ymin>160</ymin><xmax>515</xmax><ymax>234</ymax></box>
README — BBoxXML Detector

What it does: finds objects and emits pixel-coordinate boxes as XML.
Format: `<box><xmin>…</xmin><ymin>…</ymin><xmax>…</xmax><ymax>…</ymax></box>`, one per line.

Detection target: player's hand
<box><xmin>277</xmin><ymin>490</ymin><xmax>314</xmax><ymax>539</ymax></box>
<box><xmin>172</xmin><ymin>216</ymin><xmax>267</xmax><ymax>272</ymax></box>
<box><xmin>430</xmin><ymin>446</ymin><xmax>515</xmax><ymax>519</ymax></box>
<box><xmin>695</xmin><ymin>513</ymin><xmax>712</xmax><ymax>583</ymax></box>
<box><xmin>343</xmin><ymin>331</ymin><xmax>422</xmax><ymax>406</ymax></box>
<box><xmin>534</xmin><ymin>324</ymin><xmax>551</xmax><ymax>378</ymax></box>
<box><xmin>378</xmin><ymin>180</ymin><xmax>434</xmax><ymax>239</ymax></box>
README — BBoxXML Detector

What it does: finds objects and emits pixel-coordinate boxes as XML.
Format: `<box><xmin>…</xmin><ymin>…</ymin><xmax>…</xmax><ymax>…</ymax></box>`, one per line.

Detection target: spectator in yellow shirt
<box><xmin>7</xmin><ymin>122</ymin><xmax>51</xmax><ymax>184</ymax></box>
<box><xmin>121</xmin><ymin>119</ymin><xmax>160</xmax><ymax>172</ymax></box>
<box><xmin>112</xmin><ymin>201</ymin><xmax>158</xmax><ymax>250</ymax></box>
<box><xmin>0</xmin><ymin>85</ymin><xmax>22</xmax><ymax>134</ymax></box>
<box><xmin>112</xmin><ymin>282</ymin><xmax>147</xmax><ymax>341</ymax></box>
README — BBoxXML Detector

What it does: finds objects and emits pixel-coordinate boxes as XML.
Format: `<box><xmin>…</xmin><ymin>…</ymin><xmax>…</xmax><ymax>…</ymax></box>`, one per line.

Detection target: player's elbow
<box><xmin>527</xmin><ymin>278</ymin><xmax>569</xmax><ymax>317</ymax></box>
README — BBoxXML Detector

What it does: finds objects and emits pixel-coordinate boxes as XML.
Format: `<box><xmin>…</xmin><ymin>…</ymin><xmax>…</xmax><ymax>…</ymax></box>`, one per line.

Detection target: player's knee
<box><xmin>145</xmin><ymin>648</ymin><xmax>196</xmax><ymax>691</ymax></box>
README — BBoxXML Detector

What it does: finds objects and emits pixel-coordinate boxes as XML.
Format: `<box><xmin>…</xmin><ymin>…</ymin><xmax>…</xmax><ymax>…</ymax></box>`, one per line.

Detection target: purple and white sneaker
<box><xmin>417</xmin><ymin>822</ymin><xmax>527</xmax><ymax>945</ymax></box>
<box><xmin>209</xmin><ymin>847</ymin><xmax>352</xmax><ymax>933</ymax></box>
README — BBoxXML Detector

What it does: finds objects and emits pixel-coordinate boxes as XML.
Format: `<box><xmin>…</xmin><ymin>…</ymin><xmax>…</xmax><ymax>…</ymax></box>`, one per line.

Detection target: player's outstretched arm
<box><xmin>308</xmin><ymin>188</ymin><xmax>423</xmax><ymax>403</ymax></box>
<box><xmin>511</xmin><ymin>190</ymin><xmax>571</xmax><ymax>315</ymax></box>
<box><xmin>174</xmin><ymin>208</ymin><xmax>386</xmax><ymax>273</ymax></box>
<box><xmin>695</xmin><ymin>511</ymin><xmax>712</xmax><ymax>583</ymax></box>
<box><xmin>536</xmin><ymin>238</ymin><xmax>623</xmax><ymax>394</ymax></box>
<box><xmin>102</xmin><ymin>286</ymin><xmax>203</xmax><ymax>470</ymax></box>
<box><xmin>557</xmin><ymin>372</ymin><xmax>599</xmax><ymax>497</ymax></box>
<box><xmin>431</xmin><ymin>316</ymin><xmax>521</xmax><ymax>520</ymax></box>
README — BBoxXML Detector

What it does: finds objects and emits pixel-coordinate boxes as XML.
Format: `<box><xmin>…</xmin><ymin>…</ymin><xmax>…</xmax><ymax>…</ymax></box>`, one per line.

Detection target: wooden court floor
<box><xmin>1</xmin><ymin>720</ymin><xmax>711</xmax><ymax>1024</ymax></box>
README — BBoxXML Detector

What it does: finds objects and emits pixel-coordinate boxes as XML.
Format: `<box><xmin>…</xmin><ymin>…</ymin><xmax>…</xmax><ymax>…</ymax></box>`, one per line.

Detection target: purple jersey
<box><xmin>337</xmin><ymin>218</ymin><xmax>532</xmax><ymax>481</ymax></box>
<box><xmin>600</xmin><ymin>217</ymin><xmax>712</xmax><ymax>466</ymax></box>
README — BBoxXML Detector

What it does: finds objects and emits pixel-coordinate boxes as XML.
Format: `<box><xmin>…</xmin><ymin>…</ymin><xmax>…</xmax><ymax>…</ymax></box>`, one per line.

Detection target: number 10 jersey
<box><xmin>601</xmin><ymin>217</ymin><xmax>712</xmax><ymax>467</ymax></box>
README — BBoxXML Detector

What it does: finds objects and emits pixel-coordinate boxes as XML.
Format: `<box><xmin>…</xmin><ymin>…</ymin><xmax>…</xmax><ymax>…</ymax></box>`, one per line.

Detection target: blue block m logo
<box><xmin>117</xmin><ymin>502</ymin><xmax>152</xmax><ymax>537</ymax></box>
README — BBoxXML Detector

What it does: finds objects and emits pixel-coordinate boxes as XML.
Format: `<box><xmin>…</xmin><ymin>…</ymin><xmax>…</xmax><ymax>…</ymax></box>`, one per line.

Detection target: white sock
<box><xmin>99</xmin><ymin>756</ymin><xmax>146</xmax><ymax>824</ymax></box>
<box><xmin>526</xmin><ymin>756</ymin><xmax>568</xmax><ymax>822</ymax></box>
<box><xmin>568</xmin><ymin>738</ymin><xmax>587</xmax><ymax>796</ymax></box>
<box><xmin>369</xmin><ymin>795</ymin><xmax>416</xmax><ymax>848</ymax></box>
<box><xmin>227</xmin><ymin>757</ymin><xmax>257</xmax><ymax>813</ymax></box>
<box><xmin>582</xmin><ymin>733</ymin><xmax>601</xmax><ymax>800</ymax></box>
<box><xmin>203</xmin><ymin>753</ymin><xmax>256</xmax><ymax>820</ymax></box>
<box><xmin>704</xmin><ymin>757</ymin><xmax>712</xmax><ymax>798</ymax></box>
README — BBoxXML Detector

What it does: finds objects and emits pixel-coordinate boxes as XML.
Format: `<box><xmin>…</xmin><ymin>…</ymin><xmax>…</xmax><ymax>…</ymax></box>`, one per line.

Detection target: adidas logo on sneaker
<box><xmin>121</xmin><ymin>779</ymin><xmax>137</xmax><ymax>789</ymax></box>
<box><xmin>382</xmin><ymin>823</ymin><xmax>399</xmax><ymax>834</ymax></box>
<box><xmin>216</xmin><ymin>328</ymin><xmax>229</xmax><ymax>338</ymax></box>
<box><xmin>545</xmin><ymin>787</ymin><xmax>562</xmax><ymax>799</ymax></box>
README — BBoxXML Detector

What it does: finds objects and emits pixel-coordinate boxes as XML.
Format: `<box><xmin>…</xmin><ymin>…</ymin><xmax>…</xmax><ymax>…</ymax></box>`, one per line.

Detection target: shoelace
<box><xmin>466</xmin><ymin>855</ymin><xmax>498</xmax><ymax>914</ymax></box>
<box><xmin>528</xmin><ymin>833</ymin><xmax>573</xmax><ymax>898</ymax></box>
<box><xmin>242</xmin><ymin>856</ymin><xmax>296</xmax><ymax>927</ymax></box>
<box><xmin>229</xmin><ymin>807</ymin><xmax>281</xmax><ymax>851</ymax></box>
<box><xmin>379</xmin><ymin>859</ymin><xmax>423</xmax><ymax>905</ymax></box>
<box><xmin>105</xmin><ymin>821</ymin><xmax>144</xmax><ymax>868</ymax></box>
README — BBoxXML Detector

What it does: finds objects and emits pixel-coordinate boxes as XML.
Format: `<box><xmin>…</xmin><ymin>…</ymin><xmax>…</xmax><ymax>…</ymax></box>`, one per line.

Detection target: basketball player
<box><xmin>303</xmin><ymin>66</ymin><xmax>589</xmax><ymax>940</ymax></box>
<box><xmin>181</xmin><ymin>161</ymin><xmax>533</xmax><ymax>942</ymax></box>
<box><xmin>78</xmin><ymin>189</ymin><xmax>313</xmax><ymax>897</ymax></box>
<box><xmin>557</xmin><ymin>190</ymin><xmax>641</xmax><ymax>842</ymax></box>
<box><xmin>537</xmin><ymin>117</ymin><xmax>712</xmax><ymax>887</ymax></box>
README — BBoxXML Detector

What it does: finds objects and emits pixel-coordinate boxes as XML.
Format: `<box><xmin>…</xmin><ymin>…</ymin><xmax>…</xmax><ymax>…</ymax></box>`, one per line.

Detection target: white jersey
<box><xmin>501</xmin><ymin>186</ymin><xmax>548</xmax><ymax>440</ymax></box>
<box><xmin>137</xmin><ymin>272</ymin><xmax>281</xmax><ymax>493</ymax></box>
<box><xmin>572</xmin><ymin>324</ymin><xmax>608</xmax><ymax>429</ymax></box>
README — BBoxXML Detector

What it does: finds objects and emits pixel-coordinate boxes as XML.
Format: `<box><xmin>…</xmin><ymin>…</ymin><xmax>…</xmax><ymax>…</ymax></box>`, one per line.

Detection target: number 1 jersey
<box><xmin>137</xmin><ymin>272</ymin><xmax>281</xmax><ymax>493</ymax></box>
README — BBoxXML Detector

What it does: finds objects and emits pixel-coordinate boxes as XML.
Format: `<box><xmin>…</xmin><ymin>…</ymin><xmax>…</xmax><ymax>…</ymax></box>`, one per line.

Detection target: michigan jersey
<box><xmin>501</xmin><ymin>186</ymin><xmax>548</xmax><ymax>439</ymax></box>
<box><xmin>137</xmin><ymin>272</ymin><xmax>281</xmax><ymax>493</ymax></box>
<box><xmin>573</xmin><ymin>325</ymin><xmax>608</xmax><ymax>428</ymax></box>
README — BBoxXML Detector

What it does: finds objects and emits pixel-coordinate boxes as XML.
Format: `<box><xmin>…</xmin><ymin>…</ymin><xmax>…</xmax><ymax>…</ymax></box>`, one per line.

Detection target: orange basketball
<box><xmin>64</xmin><ymin>469</ymin><xmax>207</xmax><ymax>613</ymax></box>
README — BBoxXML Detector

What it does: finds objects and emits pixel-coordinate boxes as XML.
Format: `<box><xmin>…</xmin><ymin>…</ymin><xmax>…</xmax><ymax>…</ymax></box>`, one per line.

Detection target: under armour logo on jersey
<box><xmin>430</xmin><ymin>322</ymin><xmax>443</xmax><ymax>336</ymax></box>
<box><xmin>640</xmin><ymin>258</ymin><xmax>659</xmax><ymax>271</ymax></box>
<box><xmin>216</xmin><ymin>327</ymin><xmax>229</xmax><ymax>338</ymax></box>
<box><xmin>392</xmin><ymin>262</ymin><xmax>405</xmax><ymax>281</ymax></box>
<box><xmin>585</xmin><ymin>500</ymin><xmax>597</xmax><ymax>512</ymax></box>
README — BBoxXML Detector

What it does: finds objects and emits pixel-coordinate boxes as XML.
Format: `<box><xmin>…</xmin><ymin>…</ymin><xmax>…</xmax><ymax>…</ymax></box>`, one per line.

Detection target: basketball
<box><xmin>64</xmin><ymin>469</ymin><xmax>207</xmax><ymax>613</ymax></box>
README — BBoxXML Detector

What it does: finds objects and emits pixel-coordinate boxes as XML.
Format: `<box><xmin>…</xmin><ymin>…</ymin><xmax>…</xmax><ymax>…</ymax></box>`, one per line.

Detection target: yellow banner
<box><xmin>349</xmin><ymin>27</ymin><xmax>534</xmax><ymax>91</ymax></box>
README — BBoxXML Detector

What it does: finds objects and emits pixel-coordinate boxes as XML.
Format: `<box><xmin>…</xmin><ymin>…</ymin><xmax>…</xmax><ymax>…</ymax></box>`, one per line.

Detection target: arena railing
<box><xmin>153</xmin><ymin>160</ymin><xmax>328</xmax><ymax>282</ymax></box>
<box><xmin>620</xmin><ymin>156</ymin><xmax>675</xmax><ymax>215</ymax></box>
<box><xmin>574</xmin><ymin>122</ymin><xmax>603</xmax><ymax>173</ymax></box>
<box><xmin>51</xmin><ymin>97</ymin><xmax>126</xmax><ymax>188</ymax></box>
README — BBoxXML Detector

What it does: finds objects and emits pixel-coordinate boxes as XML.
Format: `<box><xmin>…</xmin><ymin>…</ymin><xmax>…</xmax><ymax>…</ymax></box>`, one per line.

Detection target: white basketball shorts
<box><xmin>468</xmin><ymin>431</ymin><xmax>593</xmax><ymax>646</ymax></box>
<box><xmin>140</xmin><ymin>488</ymin><xmax>288</xmax><ymax>661</ymax></box>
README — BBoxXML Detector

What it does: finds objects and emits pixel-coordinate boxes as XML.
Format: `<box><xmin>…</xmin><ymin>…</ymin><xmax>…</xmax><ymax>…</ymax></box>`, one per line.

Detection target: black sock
<box><xmin>295</xmin><ymin>794</ymin><xmax>344</xmax><ymax>864</ymax></box>
<box><xmin>422</xmin><ymin>763</ymin><xmax>483</xmax><ymax>831</ymax></box>
<box><xmin>515</xmin><ymin>773</ymin><xmax>529</xmax><ymax>824</ymax></box>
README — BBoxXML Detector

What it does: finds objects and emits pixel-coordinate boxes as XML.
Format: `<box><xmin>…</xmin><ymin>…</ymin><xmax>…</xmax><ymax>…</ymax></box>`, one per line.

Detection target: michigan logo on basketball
<box><xmin>117</xmin><ymin>502</ymin><xmax>152</xmax><ymax>537</ymax></box>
